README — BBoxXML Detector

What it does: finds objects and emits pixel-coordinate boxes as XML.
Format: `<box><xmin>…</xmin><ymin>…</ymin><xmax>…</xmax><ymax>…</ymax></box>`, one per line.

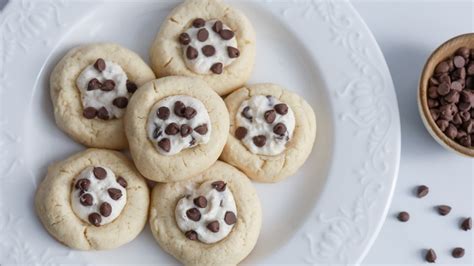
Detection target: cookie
<box><xmin>149</xmin><ymin>0</ymin><xmax>256</xmax><ymax>96</ymax></box>
<box><xmin>149</xmin><ymin>161</ymin><xmax>262</xmax><ymax>265</ymax></box>
<box><xmin>221</xmin><ymin>83</ymin><xmax>317</xmax><ymax>183</ymax></box>
<box><xmin>35</xmin><ymin>149</ymin><xmax>150</xmax><ymax>250</ymax></box>
<box><xmin>124</xmin><ymin>76</ymin><xmax>229</xmax><ymax>183</ymax></box>
<box><xmin>50</xmin><ymin>43</ymin><xmax>155</xmax><ymax>150</ymax></box>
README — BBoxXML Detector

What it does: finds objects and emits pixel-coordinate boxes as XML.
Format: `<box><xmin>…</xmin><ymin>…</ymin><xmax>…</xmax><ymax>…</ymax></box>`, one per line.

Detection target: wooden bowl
<box><xmin>418</xmin><ymin>33</ymin><xmax>474</xmax><ymax>157</ymax></box>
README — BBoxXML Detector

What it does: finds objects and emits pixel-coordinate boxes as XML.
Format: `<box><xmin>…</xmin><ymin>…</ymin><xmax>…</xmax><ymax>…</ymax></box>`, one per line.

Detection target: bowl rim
<box><xmin>418</xmin><ymin>32</ymin><xmax>474</xmax><ymax>157</ymax></box>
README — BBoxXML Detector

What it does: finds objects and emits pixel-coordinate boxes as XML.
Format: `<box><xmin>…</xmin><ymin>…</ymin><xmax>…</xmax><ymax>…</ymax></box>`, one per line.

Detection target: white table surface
<box><xmin>352</xmin><ymin>1</ymin><xmax>473</xmax><ymax>265</ymax></box>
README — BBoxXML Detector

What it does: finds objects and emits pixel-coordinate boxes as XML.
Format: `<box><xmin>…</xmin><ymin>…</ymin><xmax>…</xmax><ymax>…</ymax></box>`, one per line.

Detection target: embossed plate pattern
<box><xmin>0</xmin><ymin>0</ymin><xmax>400</xmax><ymax>264</ymax></box>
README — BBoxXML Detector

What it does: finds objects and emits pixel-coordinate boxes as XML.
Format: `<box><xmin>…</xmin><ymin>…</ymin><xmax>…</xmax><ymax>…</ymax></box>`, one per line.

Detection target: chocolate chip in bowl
<box><xmin>418</xmin><ymin>33</ymin><xmax>474</xmax><ymax>157</ymax></box>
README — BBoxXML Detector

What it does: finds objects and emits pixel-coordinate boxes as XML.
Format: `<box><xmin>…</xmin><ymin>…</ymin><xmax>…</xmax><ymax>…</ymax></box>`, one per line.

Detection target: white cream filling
<box><xmin>76</xmin><ymin>60</ymin><xmax>129</xmax><ymax>119</ymax></box>
<box><xmin>175</xmin><ymin>180</ymin><xmax>237</xmax><ymax>244</ymax></box>
<box><xmin>182</xmin><ymin>19</ymin><xmax>238</xmax><ymax>74</ymax></box>
<box><xmin>236</xmin><ymin>95</ymin><xmax>296</xmax><ymax>156</ymax></box>
<box><xmin>147</xmin><ymin>95</ymin><xmax>211</xmax><ymax>156</ymax></box>
<box><xmin>71</xmin><ymin>166</ymin><xmax>126</xmax><ymax>226</ymax></box>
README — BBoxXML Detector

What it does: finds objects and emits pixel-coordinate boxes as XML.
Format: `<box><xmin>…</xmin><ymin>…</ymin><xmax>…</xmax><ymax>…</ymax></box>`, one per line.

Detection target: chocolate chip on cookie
<box><xmin>227</xmin><ymin>46</ymin><xmax>240</xmax><ymax>58</ymax></box>
<box><xmin>185</xmin><ymin>230</ymin><xmax>198</xmax><ymax>241</ymax></box>
<box><xmin>174</xmin><ymin>101</ymin><xmax>186</xmax><ymax>117</ymax></box>
<box><xmin>93</xmin><ymin>167</ymin><xmax>107</xmax><ymax>180</ymax></box>
<box><xmin>75</xmin><ymin>178</ymin><xmax>91</xmax><ymax>191</ymax></box>
<box><xmin>87</xmin><ymin>78</ymin><xmax>102</xmax><ymax>91</ymax></box>
<box><xmin>179</xmin><ymin>32</ymin><xmax>191</xmax><ymax>45</ymax></box>
<box><xmin>79</xmin><ymin>193</ymin><xmax>93</xmax><ymax>206</ymax></box>
<box><xmin>192</xmin><ymin>18</ymin><xmax>205</xmax><ymax>28</ymax></box>
<box><xmin>153</xmin><ymin>127</ymin><xmax>162</xmax><ymax>139</ymax></box>
<box><xmin>180</xmin><ymin>124</ymin><xmax>193</xmax><ymax>137</ymax></box>
<box><xmin>207</xmin><ymin>221</ymin><xmax>220</xmax><ymax>232</ymax></box>
<box><xmin>108</xmin><ymin>188</ymin><xmax>123</xmax><ymax>200</ymax></box>
<box><xmin>264</xmin><ymin>110</ymin><xmax>276</xmax><ymax>124</ymax></box>
<box><xmin>235</xmin><ymin>127</ymin><xmax>248</xmax><ymax>140</ymax></box>
<box><xmin>158</xmin><ymin>138</ymin><xmax>171</xmax><ymax>152</ymax></box>
<box><xmin>116</xmin><ymin>176</ymin><xmax>128</xmax><ymax>188</ymax></box>
<box><xmin>97</xmin><ymin>107</ymin><xmax>110</xmax><ymax>120</ymax></box>
<box><xmin>165</xmin><ymin>123</ymin><xmax>180</xmax><ymax>135</ymax></box>
<box><xmin>186</xmin><ymin>208</ymin><xmax>201</xmax><ymax>221</ymax></box>
<box><xmin>83</xmin><ymin>107</ymin><xmax>98</xmax><ymax>119</ymax></box>
<box><xmin>194</xmin><ymin>124</ymin><xmax>208</xmax><ymax>135</ymax></box>
<box><xmin>202</xmin><ymin>45</ymin><xmax>216</xmax><ymax>57</ymax></box>
<box><xmin>274</xmin><ymin>103</ymin><xmax>289</xmax><ymax>115</ymax></box>
<box><xmin>186</xmin><ymin>46</ymin><xmax>199</xmax><ymax>60</ymax></box>
<box><xmin>113</xmin><ymin>97</ymin><xmax>129</xmax><ymax>109</ymax></box>
<box><xmin>219</xmin><ymin>29</ymin><xmax>234</xmax><ymax>40</ymax></box>
<box><xmin>211</xmin><ymin>181</ymin><xmax>226</xmax><ymax>192</ymax></box>
<box><xmin>101</xmin><ymin>79</ymin><xmax>116</xmax><ymax>91</ymax></box>
<box><xmin>197</xmin><ymin>28</ymin><xmax>209</xmax><ymax>42</ymax></box>
<box><xmin>273</xmin><ymin>123</ymin><xmax>287</xmax><ymax>136</ymax></box>
<box><xmin>241</xmin><ymin>106</ymin><xmax>252</xmax><ymax>121</ymax></box>
<box><xmin>189</xmin><ymin>137</ymin><xmax>196</xmax><ymax>146</ymax></box>
<box><xmin>210</xmin><ymin>62</ymin><xmax>223</xmax><ymax>74</ymax></box>
<box><xmin>157</xmin><ymin>106</ymin><xmax>171</xmax><ymax>120</ymax></box>
<box><xmin>126</xmin><ymin>80</ymin><xmax>138</xmax><ymax>94</ymax></box>
<box><xmin>212</xmin><ymin>20</ymin><xmax>223</xmax><ymax>33</ymax></box>
<box><xmin>193</xmin><ymin>196</ymin><xmax>208</xmax><ymax>208</ymax></box>
<box><xmin>88</xmin><ymin>212</ymin><xmax>102</xmax><ymax>227</ymax></box>
<box><xmin>224</xmin><ymin>211</ymin><xmax>237</xmax><ymax>225</ymax></box>
<box><xmin>184</xmin><ymin>106</ymin><xmax>197</xmax><ymax>119</ymax></box>
<box><xmin>94</xmin><ymin>58</ymin><xmax>106</xmax><ymax>72</ymax></box>
<box><xmin>99</xmin><ymin>202</ymin><xmax>112</xmax><ymax>217</ymax></box>
<box><xmin>253</xmin><ymin>135</ymin><xmax>267</xmax><ymax>147</ymax></box>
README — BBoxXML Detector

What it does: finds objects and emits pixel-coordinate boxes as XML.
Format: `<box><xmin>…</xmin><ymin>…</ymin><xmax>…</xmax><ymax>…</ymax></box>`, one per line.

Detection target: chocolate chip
<box><xmin>80</xmin><ymin>193</ymin><xmax>93</xmax><ymax>206</ymax></box>
<box><xmin>189</xmin><ymin>137</ymin><xmax>196</xmax><ymax>146</ymax></box>
<box><xmin>437</xmin><ymin>82</ymin><xmax>451</xmax><ymax>96</ymax></box>
<box><xmin>453</xmin><ymin>67</ymin><xmax>466</xmax><ymax>80</ymax></box>
<box><xmin>186</xmin><ymin>46</ymin><xmax>198</xmax><ymax>60</ymax></box>
<box><xmin>117</xmin><ymin>176</ymin><xmax>127</xmax><ymax>188</ymax></box>
<box><xmin>429</xmin><ymin>77</ymin><xmax>440</xmax><ymax>86</ymax></box>
<box><xmin>274</xmin><ymin>103</ymin><xmax>289</xmax><ymax>115</ymax></box>
<box><xmin>451</xmin><ymin>81</ymin><xmax>463</xmax><ymax>92</ymax></box>
<box><xmin>212</xmin><ymin>20</ymin><xmax>223</xmax><ymax>33</ymax></box>
<box><xmin>165</xmin><ymin>123</ymin><xmax>180</xmax><ymax>135</ymax></box>
<box><xmin>436</xmin><ymin>119</ymin><xmax>449</xmax><ymax>131</ymax></box>
<box><xmin>428</xmin><ymin>99</ymin><xmax>439</xmax><ymax>108</ymax></box>
<box><xmin>153</xmin><ymin>127</ymin><xmax>162</xmax><ymax>139</ymax></box>
<box><xmin>437</xmin><ymin>205</ymin><xmax>451</xmax><ymax>216</ymax></box>
<box><xmin>456</xmin><ymin>47</ymin><xmax>470</xmax><ymax>58</ymax></box>
<box><xmin>192</xmin><ymin>18</ymin><xmax>205</xmax><ymax>28</ymax></box>
<box><xmin>210</xmin><ymin>62</ymin><xmax>223</xmax><ymax>74</ymax></box>
<box><xmin>194</xmin><ymin>124</ymin><xmax>208</xmax><ymax>135</ymax></box>
<box><xmin>108</xmin><ymin>188</ymin><xmax>122</xmax><ymax>200</ymax></box>
<box><xmin>416</xmin><ymin>185</ymin><xmax>429</xmax><ymax>198</ymax></box>
<box><xmin>179</xmin><ymin>32</ymin><xmax>191</xmax><ymax>45</ymax></box>
<box><xmin>459</xmin><ymin>102</ymin><xmax>471</xmax><ymax>112</ymax></box>
<box><xmin>435</xmin><ymin>61</ymin><xmax>450</xmax><ymax>74</ymax></box>
<box><xmin>193</xmin><ymin>196</ymin><xmax>207</xmax><ymax>208</ymax></box>
<box><xmin>83</xmin><ymin>107</ymin><xmax>98</xmax><ymax>119</ymax></box>
<box><xmin>87</xmin><ymin>78</ymin><xmax>102</xmax><ymax>91</ymax></box>
<box><xmin>113</xmin><ymin>97</ymin><xmax>128</xmax><ymax>109</ymax></box>
<box><xmin>202</xmin><ymin>45</ymin><xmax>216</xmax><ymax>57</ymax></box>
<box><xmin>219</xmin><ymin>29</ymin><xmax>234</xmax><ymax>40</ymax></box>
<box><xmin>227</xmin><ymin>46</ymin><xmax>240</xmax><ymax>58</ymax></box>
<box><xmin>453</xmin><ymin>113</ymin><xmax>463</xmax><ymax>125</ymax></box>
<box><xmin>94</xmin><ymin>58</ymin><xmax>106</xmax><ymax>72</ymax></box>
<box><xmin>224</xmin><ymin>211</ymin><xmax>237</xmax><ymax>225</ymax></box>
<box><xmin>197</xmin><ymin>28</ymin><xmax>209</xmax><ymax>42</ymax></box>
<box><xmin>211</xmin><ymin>181</ymin><xmax>226</xmax><ymax>192</ymax></box>
<box><xmin>461</xmin><ymin>217</ymin><xmax>471</xmax><ymax>231</ymax></box>
<box><xmin>126</xmin><ymin>80</ymin><xmax>138</xmax><ymax>93</ymax></box>
<box><xmin>460</xmin><ymin>90</ymin><xmax>474</xmax><ymax>103</ymax></box>
<box><xmin>97</xmin><ymin>107</ymin><xmax>109</xmax><ymax>120</ymax></box>
<box><xmin>430</xmin><ymin>109</ymin><xmax>440</xmax><ymax>121</ymax></box>
<box><xmin>184</xmin><ymin>107</ymin><xmax>197</xmax><ymax>119</ymax></box>
<box><xmin>438</xmin><ymin>73</ymin><xmax>451</xmax><ymax>83</ymax></box>
<box><xmin>263</xmin><ymin>110</ymin><xmax>276</xmax><ymax>124</ymax></box>
<box><xmin>235</xmin><ymin>127</ymin><xmax>248</xmax><ymax>140</ymax></box>
<box><xmin>463</xmin><ymin>120</ymin><xmax>474</xmax><ymax>133</ymax></box>
<box><xmin>101</xmin><ymin>80</ymin><xmax>115</xmax><ymax>91</ymax></box>
<box><xmin>467</xmin><ymin>62</ymin><xmax>474</xmax><ymax>75</ymax></box>
<box><xmin>253</xmin><ymin>135</ymin><xmax>267</xmax><ymax>147</ymax></box>
<box><xmin>241</xmin><ymin>106</ymin><xmax>252</xmax><ymax>121</ymax></box>
<box><xmin>428</xmin><ymin>86</ymin><xmax>439</xmax><ymax>98</ymax></box>
<box><xmin>93</xmin><ymin>167</ymin><xmax>107</xmax><ymax>180</ymax></box>
<box><xmin>445</xmin><ymin>91</ymin><xmax>460</xmax><ymax>103</ymax></box>
<box><xmin>445</xmin><ymin>124</ymin><xmax>458</xmax><ymax>139</ymax></box>
<box><xmin>158</xmin><ymin>138</ymin><xmax>171</xmax><ymax>152</ymax></box>
<box><xmin>174</xmin><ymin>101</ymin><xmax>186</xmax><ymax>117</ymax></box>
<box><xmin>397</xmin><ymin>211</ymin><xmax>409</xmax><ymax>222</ymax></box>
<box><xmin>454</xmin><ymin>55</ymin><xmax>466</xmax><ymax>68</ymax></box>
<box><xmin>185</xmin><ymin>230</ymin><xmax>198</xmax><ymax>240</ymax></box>
<box><xmin>425</xmin><ymin>249</ymin><xmax>437</xmax><ymax>263</ymax></box>
<box><xmin>157</xmin><ymin>106</ymin><xmax>170</xmax><ymax>120</ymax></box>
<box><xmin>99</xmin><ymin>202</ymin><xmax>112</xmax><ymax>217</ymax></box>
<box><xmin>88</xmin><ymin>213</ymin><xmax>101</xmax><ymax>227</ymax></box>
<box><xmin>186</xmin><ymin>208</ymin><xmax>201</xmax><ymax>221</ymax></box>
<box><xmin>207</xmin><ymin>221</ymin><xmax>220</xmax><ymax>232</ymax></box>
<box><xmin>452</xmin><ymin>247</ymin><xmax>465</xmax><ymax>258</ymax></box>
<box><xmin>273</xmin><ymin>123</ymin><xmax>287</xmax><ymax>136</ymax></box>
<box><xmin>75</xmin><ymin>178</ymin><xmax>91</xmax><ymax>191</ymax></box>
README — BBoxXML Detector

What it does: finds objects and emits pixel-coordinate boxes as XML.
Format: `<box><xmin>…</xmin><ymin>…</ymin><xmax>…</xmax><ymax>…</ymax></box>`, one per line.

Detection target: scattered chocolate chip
<box><xmin>416</xmin><ymin>185</ymin><xmax>429</xmax><ymax>198</ymax></box>
<box><xmin>235</xmin><ymin>127</ymin><xmax>248</xmax><ymax>140</ymax></box>
<box><xmin>435</xmin><ymin>61</ymin><xmax>450</xmax><ymax>74</ymax></box>
<box><xmin>97</xmin><ymin>107</ymin><xmax>109</xmax><ymax>120</ymax></box>
<box><xmin>99</xmin><ymin>202</ymin><xmax>112</xmax><ymax>217</ymax></box>
<box><xmin>185</xmin><ymin>230</ymin><xmax>198</xmax><ymax>240</ymax></box>
<box><xmin>192</xmin><ymin>18</ymin><xmax>205</xmax><ymax>28</ymax></box>
<box><xmin>445</xmin><ymin>124</ymin><xmax>458</xmax><ymax>139</ymax></box>
<box><xmin>227</xmin><ymin>46</ymin><xmax>240</xmax><ymax>58</ymax></box>
<box><xmin>461</xmin><ymin>217</ymin><xmax>471</xmax><ymax>231</ymax></box>
<box><xmin>165</xmin><ymin>123</ymin><xmax>180</xmax><ymax>135</ymax></box>
<box><xmin>202</xmin><ymin>45</ymin><xmax>216</xmax><ymax>57</ymax></box>
<box><xmin>153</xmin><ymin>127</ymin><xmax>162</xmax><ymax>139</ymax></box>
<box><xmin>101</xmin><ymin>80</ymin><xmax>115</xmax><ymax>91</ymax></box>
<box><xmin>113</xmin><ymin>97</ymin><xmax>128</xmax><ymax>109</ymax></box>
<box><xmin>157</xmin><ymin>106</ymin><xmax>170</xmax><ymax>120</ymax></box>
<box><xmin>93</xmin><ymin>167</ymin><xmax>107</xmax><ymax>180</ymax></box>
<box><xmin>430</xmin><ymin>109</ymin><xmax>440</xmax><ymax>120</ymax></box>
<box><xmin>212</xmin><ymin>20</ymin><xmax>223</xmax><ymax>33</ymax></box>
<box><xmin>253</xmin><ymin>135</ymin><xmax>267</xmax><ymax>147</ymax></box>
<box><xmin>436</xmin><ymin>119</ymin><xmax>449</xmax><ymax>131</ymax></box>
<box><xmin>179</xmin><ymin>32</ymin><xmax>191</xmax><ymax>45</ymax></box>
<box><xmin>186</xmin><ymin>208</ymin><xmax>201</xmax><ymax>221</ymax></box>
<box><xmin>211</xmin><ymin>181</ymin><xmax>226</xmax><ymax>192</ymax></box>
<box><xmin>174</xmin><ymin>101</ymin><xmax>186</xmax><ymax>117</ymax></box>
<box><xmin>186</xmin><ymin>46</ymin><xmax>198</xmax><ymax>60</ymax></box>
<box><xmin>189</xmin><ymin>137</ymin><xmax>196</xmax><ymax>146</ymax></box>
<box><xmin>241</xmin><ymin>106</ymin><xmax>252</xmax><ymax>121</ymax></box>
<box><xmin>180</xmin><ymin>124</ymin><xmax>193</xmax><ymax>137</ymax></box>
<box><xmin>274</xmin><ymin>103</ymin><xmax>289</xmax><ymax>115</ymax></box>
<box><xmin>207</xmin><ymin>221</ymin><xmax>220</xmax><ymax>232</ymax></box>
<box><xmin>79</xmin><ymin>193</ymin><xmax>93</xmax><ymax>206</ymax></box>
<box><xmin>194</xmin><ymin>124</ymin><xmax>208</xmax><ymax>135</ymax></box>
<box><xmin>453</xmin><ymin>55</ymin><xmax>466</xmax><ymax>68</ymax></box>
<box><xmin>158</xmin><ymin>138</ymin><xmax>171</xmax><ymax>152</ymax></box>
<box><xmin>83</xmin><ymin>107</ymin><xmax>98</xmax><ymax>119</ymax></box>
<box><xmin>397</xmin><ymin>211</ymin><xmax>409</xmax><ymax>222</ymax></box>
<box><xmin>219</xmin><ymin>29</ymin><xmax>234</xmax><ymax>40</ymax></box>
<box><xmin>126</xmin><ymin>80</ymin><xmax>138</xmax><ymax>93</ymax></box>
<box><xmin>197</xmin><ymin>28</ymin><xmax>209</xmax><ymax>42</ymax></box>
<box><xmin>425</xmin><ymin>249</ymin><xmax>437</xmax><ymax>263</ymax></box>
<box><xmin>94</xmin><ymin>58</ymin><xmax>106</xmax><ymax>72</ymax></box>
<box><xmin>445</xmin><ymin>91</ymin><xmax>460</xmax><ymax>103</ymax></box>
<box><xmin>452</xmin><ymin>247</ymin><xmax>465</xmax><ymax>258</ymax></box>
<box><xmin>451</xmin><ymin>81</ymin><xmax>463</xmax><ymax>92</ymax></box>
<box><xmin>264</xmin><ymin>110</ymin><xmax>276</xmax><ymax>124</ymax></box>
<box><xmin>88</xmin><ymin>213</ymin><xmax>101</xmax><ymax>227</ymax></box>
<box><xmin>456</xmin><ymin>47</ymin><xmax>470</xmax><ymax>58</ymax></box>
<box><xmin>193</xmin><ymin>196</ymin><xmax>208</xmax><ymax>208</ymax></box>
<box><xmin>87</xmin><ymin>78</ymin><xmax>102</xmax><ymax>91</ymax></box>
<box><xmin>108</xmin><ymin>188</ymin><xmax>122</xmax><ymax>200</ymax></box>
<box><xmin>75</xmin><ymin>178</ymin><xmax>91</xmax><ymax>191</ymax></box>
<box><xmin>184</xmin><ymin>107</ymin><xmax>197</xmax><ymax>119</ymax></box>
<box><xmin>437</xmin><ymin>82</ymin><xmax>451</xmax><ymax>96</ymax></box>
<box><xmin>437</xmin><ymin>205</ymin><xmax>451</xmax><ymax>216</ymax></box>
<box><xmin>210</xmin><ymin>62</ymin><xmax>223</xmax><ymax>74</ymax></box>
<box><xmin>224</xmin><ymin>211</ymin><xmax>237</xmax><ymax>225</ymax></box>
<box><xmin>273</xmin><ymin>123</ymin><xmax>287</xmax><ymax>136</ymax></box>
<box><xmin>116</xmin><ymin>176</ymin><xmax>127</xmax><ymax>188</ymax></box>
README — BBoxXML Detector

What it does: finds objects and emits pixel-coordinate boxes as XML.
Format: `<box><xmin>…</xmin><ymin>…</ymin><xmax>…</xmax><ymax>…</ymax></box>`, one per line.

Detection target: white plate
<box><xmin>0</xmin><ymin>0</ymin><xmax>400</xmax><ymax>264</ymax></box>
